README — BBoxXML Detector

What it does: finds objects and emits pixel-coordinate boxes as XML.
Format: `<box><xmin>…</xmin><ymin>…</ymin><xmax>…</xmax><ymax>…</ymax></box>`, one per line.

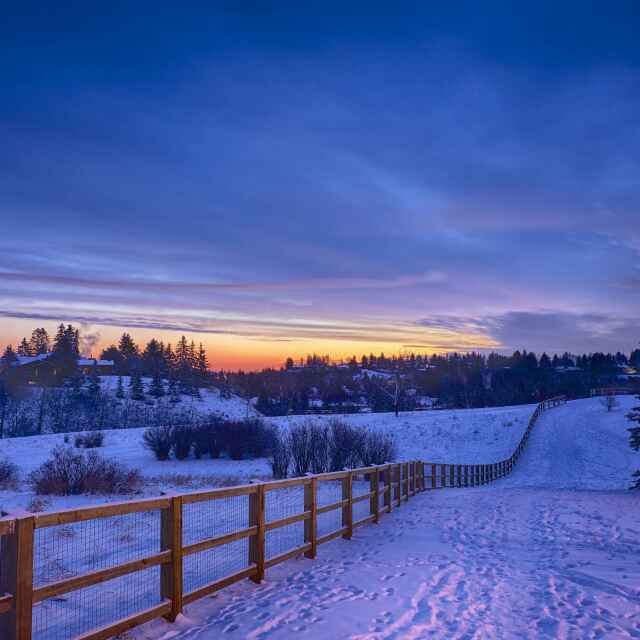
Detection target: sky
<box><xmin>1</xmin><ymin>2</ymin><xmax>639</xmax><ymax>369</ymax></box>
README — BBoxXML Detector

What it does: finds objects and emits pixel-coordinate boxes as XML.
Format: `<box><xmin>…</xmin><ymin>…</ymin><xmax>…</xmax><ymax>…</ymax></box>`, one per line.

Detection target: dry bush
<box><xmin>0</xmin><ymin>457</ymin><xmax>18</xmax><ymax>488</ymax></box>
<box><xmin>143</xmin><ymin>426</ymin><xmax>173</xmax><ymax>460</ymax></box>
<box><xmin>74</xmin><ymin>431</ymin><xmax>105</xmax><ymax>448</ymax></box>
<box><xmin>270</xmin><ymin>433</ymin><xmax>291</xmax><ymax>479</ymax></box>
<box><xmin>359</xmin><ymin>431</ymin><xmax>397</xmax><ymax>466</ymax></box>
<box><xmin>30</xmin><ymin>446</ymin><xmax>141</xmax><ymax>495</ymax></box>
<box><xmin>328</xmin><ymin>420</ymin><xmax>365</xmax><ymax>471</ymax></box>
<box><xmin>171</xmin><ymin>425</ymin><xmax>193</xmax><ymax>460</ymax></box>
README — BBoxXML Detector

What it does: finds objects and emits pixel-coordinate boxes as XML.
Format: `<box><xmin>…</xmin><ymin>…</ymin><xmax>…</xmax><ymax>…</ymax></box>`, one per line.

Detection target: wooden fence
<box><xmin>0</xmin><ymin>396</ymin><xmax>565</xmax><ymax>640</ymax></box>
<box><xmin>590</xmin><ymin>387</ymin><xmax>636</xmax><ymax>397</ymax></box>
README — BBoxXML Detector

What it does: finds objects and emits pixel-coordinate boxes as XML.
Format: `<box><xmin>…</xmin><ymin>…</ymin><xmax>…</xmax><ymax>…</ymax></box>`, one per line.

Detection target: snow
<box><xmin>2</xmin><ymin>396</ymin><xmax>639</xmax><ymax>638</ymax></box>
<box><xmin>128</xmin><ymin>396</ymin><xmax>640</xmax><ymax>640</ymax></box>
<box><xmin>0</xmin><ymin>401</ymin><xmax>539</xmax><ymax>515</ymax></box>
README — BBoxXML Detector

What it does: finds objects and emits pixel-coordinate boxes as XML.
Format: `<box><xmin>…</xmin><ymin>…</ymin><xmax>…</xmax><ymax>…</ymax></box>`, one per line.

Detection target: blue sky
<box><xmin>1</xmin><ymin>3</ymin><xmax>639</xmax><ymax>367</ymax></box>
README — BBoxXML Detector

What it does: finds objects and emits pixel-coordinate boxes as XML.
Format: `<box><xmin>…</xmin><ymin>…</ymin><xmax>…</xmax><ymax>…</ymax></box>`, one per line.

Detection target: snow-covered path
<box><xmin>133</xmin><ymin>397</ymin><xmax>640</xmax><ymax>640</ymax></box>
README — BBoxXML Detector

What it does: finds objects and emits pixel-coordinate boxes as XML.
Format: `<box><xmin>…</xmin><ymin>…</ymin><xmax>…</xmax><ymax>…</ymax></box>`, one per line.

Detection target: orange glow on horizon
<box><xmin>0</xmin><ymin>318</ymin><xmax>500</xmax><ymax>371</ymax></box>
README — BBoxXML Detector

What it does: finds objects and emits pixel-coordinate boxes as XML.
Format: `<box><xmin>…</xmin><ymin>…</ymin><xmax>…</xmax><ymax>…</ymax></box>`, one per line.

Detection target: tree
<box><xmin>142</xmin><ymin>339</ymin><xmax>164</xmax><ymax>377</ymax></box>
<box><xmin>600</xmin><ymin>392</ymin><xmax>618</xmax><ymax>413</ymax></box>
<box><xmin>117</xmin><ymin>333</ymin><xmax>139</xmax><ymax>375</ymax></box>
<box><xmin>88</xmin><ymin>364</ymin><xmax>101</xmax><ymax>398</ymax></box>
<box><xmin>17</xmin><ymin>338</ymin><xmax>32</xmax><ymax>357</ymax></box>
<box><xmin>130</xmin><ymin>372</ymin><xmax>145</xmax><ymax>401</ymax></box>
<box><xmin>51</xmin><ymin>323</ymin><xmax>79</xmax><ymax>379</ymax></box>
<box><xmin>115</xmin><ymin>375</ymin><xmax>125</xmax><ymax>399</ymax></box>
<box><xmin>627</xmin><ymin>395</ymin><xmax>640</xmax><ymax>488</ymax></box>
<box><xmin>196</xmin><ymin>343</ymin><xmax>209</xmax><ymax>385</ymax></box>
<box><xmin>0</xmin><ymin>345</ymin><xmax>18</xmax><ymax>372</ymax></box>
<box><xmin>149</xmin><ymin>371</ymin><xmax>165</xmax><ymax>398</ymax></box>
<box><xmin>29</xmin><ymin>328</ymin><xmax>50</xmax><ymax>355</ymax></box>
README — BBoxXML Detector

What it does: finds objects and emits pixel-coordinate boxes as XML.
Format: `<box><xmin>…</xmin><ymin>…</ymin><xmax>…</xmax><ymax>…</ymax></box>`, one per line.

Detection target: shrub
<box><xmin>359</xmin><ymin>431</ymin><xmax>396</xmax><ymax>466</ymax></box>
<box><xmin>288</xmin><ymin>422</ymin><xmax>314</xmax><ymax>476</ymax></box>
<box><xmin>0</xmin><ymin>457</ymin><xmax>18</xmax><ymax>488</ymax></box>
<box><xmin>74</xmin><ymin>431</ymin><xmax>105</xmax><ymax>448</ymax></box>
<box><xmin>171</xmin><ymin>425</ymin><xmax>193</xmax><ymax>460</ymax></box>
<box><xmin>222</xmin><ymin>419</ymin><xmax>276</xmax><ymax>460</ymax></box>
<box><xmin>270</xmin><ymin>432</ymin><xmax>291</xmax><ymax>479</ymax></box>
<box><xmin>30</xmin><ymin>446</ymin><xmax>141</xmax><ymax>495</ymax></box>
<box><xmin>329</xmin><ymin>420</ymin><xmax>364</xmax><ymax>471</ymax></box>
<box><xmin>143</xmin><ymin>426</ymin><xmax>173</xmax><ymax>461</ymax></box>
<box><xmin>309</xmin><ymin>423</ymin><xmax>330</xmax><ymax>474</ymax></box>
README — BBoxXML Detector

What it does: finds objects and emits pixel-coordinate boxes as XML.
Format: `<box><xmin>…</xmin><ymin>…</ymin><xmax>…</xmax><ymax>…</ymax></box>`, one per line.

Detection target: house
<box><xmin>10</xmin><ymin>354</ymin><xmax>114</xmax><ymax>385</ymax></box>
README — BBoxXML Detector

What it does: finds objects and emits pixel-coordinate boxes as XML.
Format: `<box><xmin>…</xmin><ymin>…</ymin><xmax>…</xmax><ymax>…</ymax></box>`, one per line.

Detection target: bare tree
<box><xmin>600</xmin><ymin>392</ymin><xmax>618</xmax><ymax>412</ymax></box>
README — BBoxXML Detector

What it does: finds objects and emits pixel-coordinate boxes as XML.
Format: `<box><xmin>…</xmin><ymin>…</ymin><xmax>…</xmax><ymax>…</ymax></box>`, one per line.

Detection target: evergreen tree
<box><xmin>149</xmin><ymin>371</ymin><xmax>165</xmax><ymax>398</ymax></box>
<box><xmin>168</xmin><ymin>376</ymin><xmax>181</xmax><ymax>403</ymax></box>
<box><xmin>88</xmin><ymin>364</ymin><xmax>101</xmax><ymax>397</ymax></box>
<box><xmin>628</xmin><ymin>396</ymin><xmax>640</xmax><ymax>488</ymax></box>
<box><xmin>51</xmin><ymin>323</ymin><xmax>79</xmax><ymax>378</ymax></box>
<box><xmin>0</xmin><ymin>345</ymin><xmax>17</xmax><ymax>372</ymax></box>
<box><xmin>130</xmin><ymin>372</ymin><xmax>145</xmax><ymax>401</ymax></box>
<box><xmin>118</xmin><ymin>333</ymin><xmax>139</xmax><ymax>375</ymax></box>
<box><xmin>29</xmin><ymin>328</ymin><xmax>50</xmax><ymax>355</ymax></box>
<box><xmin>196</xmin><ymin>343</ymin><xmax>209</xmax><ymax>385</ymax></box>
<box><xmin>142</xmin><ymin>339</ymin><xmax>164</xmax><ymax>377</ymax></box>
<box><xmin>115</xmin><ymin>375</ymin><xmax>125</xmax><ymax>399</ymax></box>
<box><xmin>17</xmin><ymin>338</ymin><xmax>32</xmax><ymax>357</ymax></box>
<box><xmin>539</xmin><ymin>353</ymin><xmax>551</xmax><ymax>368</ymax></box>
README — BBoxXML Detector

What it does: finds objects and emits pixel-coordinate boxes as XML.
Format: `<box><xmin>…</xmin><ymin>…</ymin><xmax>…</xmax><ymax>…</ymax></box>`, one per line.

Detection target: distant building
<box><xmin>10</xmin><ymin>354</ymin><xmax>114</xmax><ymax>385</ymax></box>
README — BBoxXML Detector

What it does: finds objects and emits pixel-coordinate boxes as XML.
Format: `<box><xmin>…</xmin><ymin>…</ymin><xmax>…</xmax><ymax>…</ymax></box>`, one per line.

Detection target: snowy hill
<box><xmin>97</xmin><ymin>375</ymin><xmax>257</xmax><ymax>421</ymax></box>
<box><xmin>0</xmin><ymin>396</ymin><xmax>636</xmax><ymax>516</ymax></box>
<box><xmin>128</xmin><ymin>395</ymin><xmax>640</xmax><ymax>640</ymax></box>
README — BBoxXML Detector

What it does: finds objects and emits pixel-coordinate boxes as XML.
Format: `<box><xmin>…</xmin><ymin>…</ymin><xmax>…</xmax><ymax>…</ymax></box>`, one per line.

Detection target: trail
<box><xmin>133</xmin><ymin>397</ymin><xmax>640</xmax><ymax>640</ymax></box>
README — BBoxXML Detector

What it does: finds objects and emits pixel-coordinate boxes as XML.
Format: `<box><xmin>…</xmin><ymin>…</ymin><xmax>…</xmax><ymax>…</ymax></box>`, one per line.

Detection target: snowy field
<box><xmin>0</xmin><ymin>402</ymin><xmax>537</xmax><ymax>515</ymax></box>
<box><xmin>125</xmin><ymin>395</ymin><xmax>640</xmax><ymax>640</ymax></box>
<box><xmin>1</xmin><ymin>396</ymin><xmax>638</xmax><ymax>639</ymax></box>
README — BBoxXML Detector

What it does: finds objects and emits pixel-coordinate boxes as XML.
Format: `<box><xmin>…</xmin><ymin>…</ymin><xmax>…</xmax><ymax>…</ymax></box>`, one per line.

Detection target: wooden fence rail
<box><xmin>0</xmin><ymin>396</ymin><xmax>566</xmax><ymax>640</ymax></box>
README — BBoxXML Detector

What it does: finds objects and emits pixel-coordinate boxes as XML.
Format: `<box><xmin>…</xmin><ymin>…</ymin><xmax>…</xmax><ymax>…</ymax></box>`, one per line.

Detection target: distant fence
<box><xmin>0</xmin><ymin>396</ymin><xmax>565</xmax><ymax>640</ymax></box>
<box><xmin>590</xmin><ymin>387</ymin><xmax>636</xmax><ymax>397</ymax></box>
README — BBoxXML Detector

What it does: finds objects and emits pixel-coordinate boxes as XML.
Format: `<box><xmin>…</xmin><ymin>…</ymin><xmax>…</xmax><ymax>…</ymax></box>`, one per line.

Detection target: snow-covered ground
<box><xmin>127</xmin><ymin>396</ymin><xmax>640</xmax><ymax>640</ymax></box>
<box><xmin>0</xmin><ymin>402</ymin><xmax>537</xmax><ymax>515</ymax></box>
<box><xmin>98</xmin><ymin>376</ymin><xmax>258</xmax><ymax>421</ymax></box>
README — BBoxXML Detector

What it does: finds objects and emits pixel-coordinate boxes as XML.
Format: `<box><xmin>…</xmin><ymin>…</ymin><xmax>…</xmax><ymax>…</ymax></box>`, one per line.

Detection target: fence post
<box><xmin>395</xmin><ymin>464</ymin><xmax>401</xmax><ymax>506</ymax></box>
<box><xmin>160</xmin><ymin>496</ymin><xmax>183</xmax><ymax>622</ymax></box>
<box><xmin>431</xmin><ymin>464</ymin><xmax>437</xmax><ymax>489</ymax></box>
<box><xmin>304</xmin><ymin>477</ymin><xmax>317</xmax><ymax>559</ymax></box>
<box><xmin>370</xmin><ymin>469</ymin><xmax>380</xmax><ymax>523</ymax></box>
<box><xmin>404</xmin><ymin>463</ymin><xmax>410</xmax><ymax>501</ymax></box>
<box><xmin>384</xmin><ymin>465</ymin><xmax>392</xmax><ymax>513</ymax></box>
<box><xmin>450</xmin><ymin>465</ymin><xmax>455</xmax><ymax>487</ymax></box>
<box><xmin>249</xmin><ymin>484</ymin><xmax>266</xmax><ymax>583</ymax></box>
<box><xmin>342</xmin><ymin>472</ymin><xmax>353</xmax><ymax>540</ymax></box>
<box><xmin>410</xmin><ymin>462</ymin><xmax>415</xmax><ymax>496</ymax></box>
<box><xmin>441</xmin><ymin>464</ymin><xmax>446</xmax><ymax>488</ymax></box>
<box><xmin>1</xmin><ymin>516</ymin><xmax>34</xmax><ymax>640</ymax></box>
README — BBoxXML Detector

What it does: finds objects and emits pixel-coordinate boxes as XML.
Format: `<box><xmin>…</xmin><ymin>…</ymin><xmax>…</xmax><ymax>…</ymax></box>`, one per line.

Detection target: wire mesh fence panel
<box><xmin>266</xmin><ymin>521</ymin><xmax>305</xmax><ymax>561</ymax></box>
<box><xmin>265</xmin><ymin>485</ymin><xmax>305</xmax><ymax>524</ymax></box>
<box><xmin>316</xmin><ymin>479</ymin><xmax>343</xmax><ymax>539</ymax></box>
<box><xmin>33</xmin><ymin>510</ymin><xmax>161</xmax><ymax>590</ymax></box>
<box><xmin>265</xmin><ymin>485</ymin><xmax>305</xmax><ymax>560</ymax></box>
<box><xmin>32</xmin><ymin>509</ymin><xmax>162</xmax><ymax>640</ymax></box>
<box><xmin>32</xmin><ymin>565</ymin><xmax>161</xmax><ymax>640</ymax></box>
<box><xmin>182</xmin><ymin>495</ymin><xmax>250</xmax><ymax>595</ymax></box>
<box><xmin>182</xmin><ymin>495</ymin><xmax>249</xmax><ymax>547</ymax></box>
<box><xmin>183</xmin><ymin>539</ymin><xmax>249</xmax><ymax>595</ymax></box>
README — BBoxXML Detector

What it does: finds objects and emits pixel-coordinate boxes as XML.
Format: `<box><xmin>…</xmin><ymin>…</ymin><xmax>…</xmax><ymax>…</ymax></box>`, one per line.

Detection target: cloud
<box><xmin>417</xmin><ymin>311</ymin><xmax>639</xmax><ymax>354</ymax></box>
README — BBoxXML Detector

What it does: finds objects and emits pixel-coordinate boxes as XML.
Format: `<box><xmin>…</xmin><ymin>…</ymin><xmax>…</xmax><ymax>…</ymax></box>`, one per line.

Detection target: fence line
<box><xmin>0</xmin><ymin>396</ymin><xmax>566</xmax><ymax>640</ymax></box>
<box><xmin>590</xmin><ymin>387</ymin><xmax>636</xmax><ymax>397</ymax></box>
